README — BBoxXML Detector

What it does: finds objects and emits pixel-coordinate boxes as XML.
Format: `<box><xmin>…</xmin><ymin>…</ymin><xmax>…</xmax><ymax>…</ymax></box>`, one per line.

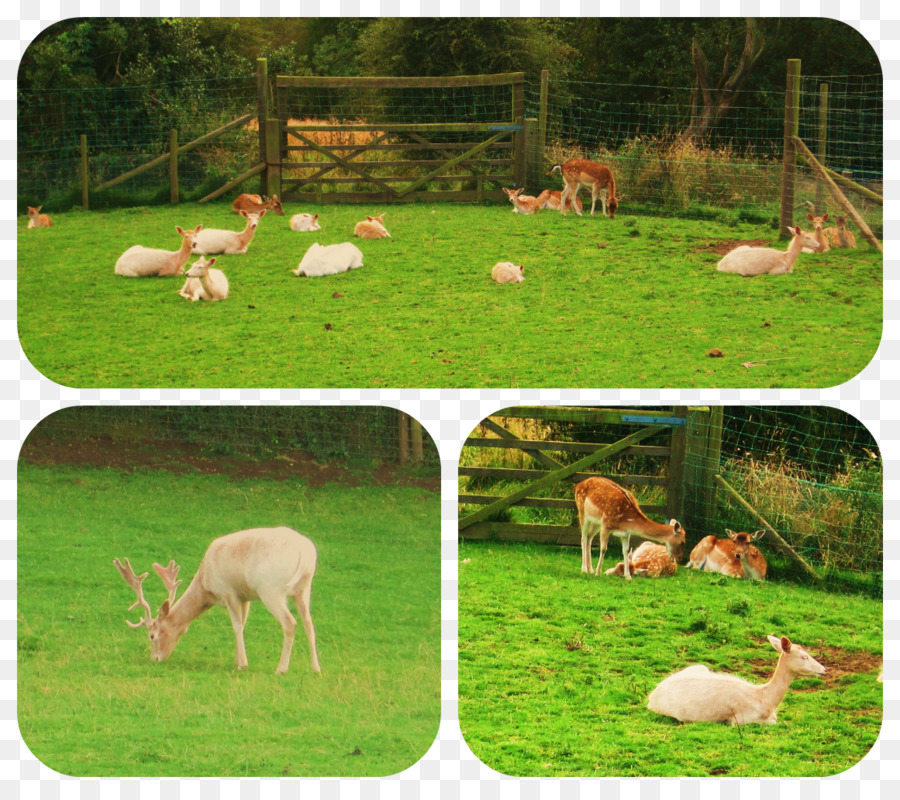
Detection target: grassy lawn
<box><xmin>18</xmin><ymin>462</ymin><xmax>441</xmax><ymax>777</ymax></box>
<box><xmin>17</xmin><ymin>202</ymin><xmax>881</xmax><ymax>389</ymax></box>
<box><xmin>458</xmin><ymin>540</ymin><xmax>882</xmax><ymax>778</ymax></box>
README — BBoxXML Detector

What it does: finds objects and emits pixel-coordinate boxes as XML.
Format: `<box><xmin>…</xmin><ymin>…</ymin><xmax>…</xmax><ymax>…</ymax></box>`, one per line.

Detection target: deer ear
<box><xmin>767</xmin><ymin>634</ymin><xmax>783</xmax><ymax>651</ymax></box>
<box><xmin>807</xmin><ymin>213</ymin><xmax>814</xmax><ymax>221</ymax></box>
<box><xmin>753</xmin><ymin>530</ymin><xmax>766</xmax><ymax>540</ymax></box>
<box><xmin>158</xmin><ymin>600</ymin><xmax>171</xmax><ymax>621</ymax></box>
<box><xmin>725</xmin><ymin>528</ymin><xmax>737</xmax><ymax>539</ymax></box>
<box><xmin>822</xmin><ymin>213</ymin><xmax>829</xmax><ymax>221</ymax></box>
<box><xmin>781</xmin><ymin>636</ymin><xmax>792</xmax><ymax>652</ymax></box>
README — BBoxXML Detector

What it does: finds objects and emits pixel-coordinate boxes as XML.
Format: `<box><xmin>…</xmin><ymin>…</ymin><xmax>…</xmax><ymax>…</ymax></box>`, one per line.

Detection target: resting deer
<box><xmin>502</xmin><ymin>187</ymin><xmax>543</xmax><ymax>214</ymax></box>
<box><xmin>354</xmin><ymin>212</ymin><xmax>391</xmax><ymax>239</ymax></box>
<box><xmin>113</xmin><ymin>526</ymin><xmax>320</xmax><ymax>675</ymax></box>
<box><xmin>689</xmin><ymin>529</ymin><xmax>767</xmax><ymax>580</ymax></box>
<box><xmin>716</xmin><ymin>226</ymin><xmax>822</xmax><ymax>276</ymax></box>
<box><xmin>605</xmin><ymin>542</ymin><xmax>678</xmax><ymax>578</ymax></box>
<box><xmin>803</xmin><ymin>213</ymin><xmax>831</xmax><ymax>253</ymax></box>
<box><xmin>574</xmin><ymin>476</ymin><xmax>685</xmax><ymax>579</ymax></box>
<box><xmin>178</xmin><ymin>256</ymin><xmax>229</xmax><ymax>302</ymax></box>
<box><xmin>535</xmin><ymin>188</ymin><xmax>582</xmax><ymax>214</ymax></box>
<box><xmin>290</xmin><ymin>213</ymin><xmax>321</xmax><ymax>232</ymax></box>
<box><xmin>27</xmin><ymin>205</ymin><xmax>52</xmax><ymax>228</ymax></box>
<box><xmin>491</xmin><ymin>261</ymin><xmax>525</xmax><ymax>283</ymax></box>
<box><xmin>548</xmin><ymin>160</ymin><xmax>620</xmax><ymax>218</ymax></box>
<box><xmin>825</xmin><ymin>215</ymin><xmax>857</xmax><ymax>249</ymax></box>
<box><xmin>232</xmin><ymin>193</ymin><xmax>284</xmax><ymax>216</ymax></box>
<box><xmin>115</xmin><ymin>225</ymin><xmax>203</xmax><ymax>277</ymax></box>
<box><xmin>647</xmin><ymin>635</ymin><xmax>826</xmax><ymax>724</ymax></box>
<box><xmin>194</xmin><ymin>210</ymin><xmax>265</xmax><ymax>255</ymax></box>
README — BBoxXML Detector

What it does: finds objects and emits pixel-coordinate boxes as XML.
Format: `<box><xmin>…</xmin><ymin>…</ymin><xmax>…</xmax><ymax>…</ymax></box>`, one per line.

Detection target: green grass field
<box><xmin>18</xmin><ymin>462</ymin><xmax>441</xmax><ymax>777</ymax></box>
<box><xmin>17</xmin><ymin>202</ymin><xmax>881</xmax><ymax>389</ymax></box>
<box><xmin>458</xmin><ymin>541</ymin><xmax>882</xmax><ymax>778</ymax></box>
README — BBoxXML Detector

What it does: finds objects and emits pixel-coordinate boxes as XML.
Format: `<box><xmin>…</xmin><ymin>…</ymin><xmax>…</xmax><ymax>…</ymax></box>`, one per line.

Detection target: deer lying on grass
<box><xmin>647</xmin><ymin>635</ymin><xmax>826</xmax><ymax>724</ymax></box>
<box><xmin>293</xmin><ymin>241</ymin><xmax>364</xmax><ymax>277</ymax></box>
<box><xmin>114</xmin><ymin>225</ymin><xmax>202</xmax><ymax>277</ymax></box>
<box><xmin>574</xmin><ymin>476</ymin><xmax>685</xmax><ymax>579</ymax></box>
<box><xmin>27</xmin><ymin>205</ymin><xmax>52</xmax><ymax>228</ymax></box>
<box><xmin>354</xmin><ymin>213</ymin><xmax>391</xmax><ymax>238</ymax></box>
<box><xmin>536</xmin><ymin>188</ymin><xmax>582</xmax><ymax>214</ymax></box>
<box><xmin>232</xmin><ymin>193</ymin><xmax>284</xmax><ymax>216</ymax></box>
<box><xmin>825</xmin><ymin>215</ymin><xmax>857</xmax><ymax>249</ymax></box>
<box><xmin>605</xmin><ymin>542</ymin><xmax>678</xmax><ymax>578</ymax></box>
<box><xmin>114</xmin><ymin>526</ymin><xmax>320</xmax><ymax>675</ymax></box>
<box><xmin>803</xmin><ymin>213</ymin><xmax>832</xmax><ymax>253</ymax></box>
<box><xmin>178</xmin><ymin>256</ymin><xmax>229</xmax><ymax>302</ymax></box>
<box><xmin>548</xmin><ymin>160</ymin><xmax>620</xmax><ymax>218</ymax></box>
<box><xmin>195</xmin><ymin>210</ymin><xmax>265</xmax><ymax>255</ymax></box>
<box><xmin>689</xmin><ymin>529</ymin><xmax>767</xmax><ymax>580</ymax></box>
<box><xmin>290</xmin><ymin>213</ymin><xmax>321</xmax><ymax>232</ymax></box>
<box><xmin>716</xmin><ymin>226</ymin><xmax>822</xmax><ymax>276</ymax></box>
<box><xmin>502</xmin><ymin>187</ymin><xmax>543</xmax><ymax>214</ymax></box>
<box><xmin>491</xmin><ymin>261</ymin><xmax>525</xmax><ymax>283</ymax></box>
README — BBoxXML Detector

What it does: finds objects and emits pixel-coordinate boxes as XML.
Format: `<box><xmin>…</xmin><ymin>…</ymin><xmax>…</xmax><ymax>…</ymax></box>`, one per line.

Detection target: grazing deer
<box><xmin>647</xmin><ymin>635</ymin><xmax>826</xmax><ymax>724</ymax></box>
<box><xmin>194</xmin><ymin>210</ymin><xmax>265</xmax><ymax>255</ymax></box>
<box><xmin>548</xmin><ymin>160</ymin><xmax>620</xmax><ymax>218</ymax></box>
<box><xmin>178</xmin><ymin>256</ymin><xmax>229</xmax><ymax>302</ymax></box>
<box><xmin>825</xmin><ymin>215</ymin><xmax>857</xmax><ymax>249</ymax></box>
<box><xmin>689</xmin><ymin>529</ymin><xmax>767</xmax><ymax>580</ymax></box>
<box><xmin>605</xmin><ymin>542</ymin><xmax>678</xmax><ymax>578</ymax></box>
<box><xmin>803</xmin><ymin>213</ymin><xmax>831</xmax><ymax>253</ymax></box>
<box><xmin>354</xmin><ymin>213</ymin><xmax>391</xmax><ymax>239</ymax></box>
<box><xmin>232</xmin><ymin>193</ymin><xmax>284</xmax><ymax>216</ymax></box>
<box><xmin>114</xmin><ymin>526</ymin><xmax>321</xmax><ymax>675</ymax></box>
<box><xmin>27</xmin><ymin>205</ymin><xmax>52</xmax><ymax>228</ymax></box>
<box><xmin>535</xmin><ymin>188</ymin><xmax>582</xmax><ymax>214</ymax></box>
<box><xmin>502</xmin><ymin>187</ymin><xmax>543</xmax><ymax>214</ymax></box>
<box><xmin>491</xmin><ymin>261</ymin><xmax>525</xmax><ymax>284</ymax></box>
<box><xmin>716</xmin><ymin>226</ymin><xmax>822</xmax><ymax>276</ymax></box>
<box><xmin>115</xmin><ymin>225</ymin><xmax>203</xmax><ymax>277</ymax></box>
<box><xmin>574</xmin><ymin>476</ymin><xmax>685</xmax><ymax>579</ymax></box>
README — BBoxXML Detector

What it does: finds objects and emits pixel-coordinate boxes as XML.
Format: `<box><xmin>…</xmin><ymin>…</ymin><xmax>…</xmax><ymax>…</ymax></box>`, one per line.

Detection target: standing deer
<box><xmin>688</xmin><ymin>529</ymin><xmax>767</xmax><ymax>580</ymax></box>
<box><xmin>548</xmin><ymin>160</ymin><xmax>620</xmax><ymax>218</ymax></box>
<box><xmin>574</xmin><ymin>476</ymin><xmax>685</xmax><ymax>579</ymax></box>
<box><xmin>114</xmin><ymin>526</ymin><xmax>320</xmax><ymax>675</ymax></box>
<box><xmin>647</xmin><ymin>635</ymin><xmax>826</xmax><ymax>724</ymax></box>
<box><xmin>232</xmin><ymin>193</ymin><xmax>285</xmax><ymax>216</ymax></box>
<box><xmin>605</xmin><ymin>541</ymin><xmax>678</xmax><ymax>578</ymax></box>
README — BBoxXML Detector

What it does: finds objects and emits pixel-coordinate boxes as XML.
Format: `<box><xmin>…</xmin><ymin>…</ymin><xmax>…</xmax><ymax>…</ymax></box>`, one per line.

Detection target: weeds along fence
<box><xmin>21</xmin><ymin>406</ymin><xmax>438</xmax><ymax>468</ymax></box>
<box><xmin>458</xmin><ymin>406</ymin><xmax>882</xmax><ymax>593</ymax></box>
<box><xmin>18</xmin><ymin>62</ymin><xmax>882</xmax><ymax>231</ymax></box>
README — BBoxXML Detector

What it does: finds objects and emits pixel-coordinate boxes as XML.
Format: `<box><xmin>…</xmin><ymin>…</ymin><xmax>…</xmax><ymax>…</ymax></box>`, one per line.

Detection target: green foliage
<box><xmin>459</xmin><ymin>541</ymin><xmax>882</xmax><ymax>778</ymax></box>
<box><xmin>18</xmin><ymin>462</ymin><xmax>441</xmax><ymax>777</ymax></box>
<box><xmin>17</xmin><ymin>204</ymin><xmax>882</xmax><ymax>389</ymax></box>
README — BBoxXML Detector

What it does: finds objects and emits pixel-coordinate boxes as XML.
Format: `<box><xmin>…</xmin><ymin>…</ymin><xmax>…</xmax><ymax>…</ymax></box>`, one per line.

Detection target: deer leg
<box><xmin>590</xmin><ymin>186</ymin><xmax>599</xmax><ymax>216</ymax></box>
<box><xmin>596</xmin><ymin>525</ymin><xmax>611</xmax><ymax>575</ymax></box>
<box><xmin>224</xmin><ymin>597</ymin><xmax>250</xmax><ymax>670</ymax></box>
<box><xmin>571</xmin><ymin>185</ymin><xmax>584</xmax><ymax>216</ymax></box>
<box><xmin>581</xmin><ymin>520</ymin><xmax>597</xmax><ymax>573</ymax></box>
<box><xmin>620</xmin><ymin>535</ymin><xmax>632</xmax><ymax>580</ymax></box>
<box><xmin>260</xmin><ymin>593</ymin><xmax>297</xmax><ymax>675</ymax></box>
<box><xmin>293</xmin><ymin>578</ymin><xmax>321</xmax><ymax>673</ymax></box>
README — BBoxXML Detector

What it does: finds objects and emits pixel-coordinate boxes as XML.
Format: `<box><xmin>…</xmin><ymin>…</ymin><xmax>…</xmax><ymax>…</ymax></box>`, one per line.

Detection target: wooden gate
<box><xmin>269</xmin><ymin>73</ymin><xmax>528</xmax><ymax>204</ymax></box>
<box><xmin>458</xmin><ymin>406</ymin><xmax>723</xmax><ymax>547</ymax></box>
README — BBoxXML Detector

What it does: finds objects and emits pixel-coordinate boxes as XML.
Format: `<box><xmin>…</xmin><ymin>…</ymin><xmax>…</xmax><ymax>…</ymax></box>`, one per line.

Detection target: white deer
<box><xmin>502</xmin><ymin>187</ymin><xmax>543</xmax><ymax>214</ymax></box>
<box><xmin>113</xmin><ymin>526</ymin><xmax>320</xmax><ymax>675</ymax></box>
<box><xmin>114</xmin><ymin>224</ymin><xmax>203</xmax><ymax>277</ymax></box>
<box><xmin>491</xmin><ymin>261</ymin><xmax>525</xmax><ymax>283</ymax></box>
<box><xmin>647</xmin><ymin>635</ymin><xmax>826</xmax><ymax>724</ymax></box>
<box><xmin>574</xmin><ymin>476</ymin><xmax>685</xmax><ymax>578</ymax></box>
<box><xmin>605</xmin><ymin>541</ymin><xmax>678</xmax><ymax>578</ymax></box>
<box><xmin>232</xmin><ymin>193</ymin><xmax>285</xmax><ymax>216</ymax></box>
<box><xmin>178</xmin><ymin>256</ymin><xmax>229</xmax><ymax>302</ymax></box>
<box><xmin>194</xmin><ymin>210</ymin><xmax>265</xmax><ymax>255</ymax></box>
<box><xmin>716</xmin><ymin>226</ymin><xmax>822</xmax><ymax>276</ymax></box>
<box><xmin>354</xmin><ymin>213</ymin><xmax>391</xmax><ymax>239</ymax></box>
<box><xmin>290</xmin><ymin>213</ymin><xmax>321</xmax><ymax>232</ymax></box>
<box><xmin>293</xmin><ymin>242</ymin><xmax>364</xmax><ymax>277</ymax></box>
<box><xmin>549</xmin><ymin>160</ymin><xmax>620</xmax><ymax>218</ymax></box>
<box><xmin>688</xmin><ymin>529</ymin><xmax>767</xmax><ymax>580</ymax></box>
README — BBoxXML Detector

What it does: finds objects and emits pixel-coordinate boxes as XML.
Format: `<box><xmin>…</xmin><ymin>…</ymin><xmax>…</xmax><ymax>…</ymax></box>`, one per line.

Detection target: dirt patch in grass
<box><xmin>19</xmin><ymin>432</ymin><xmax>440</xmax><ymax>492</ymax></box>
<box><xmin>697</xmin><ymin>238</ymin><xmax>773</xmax><ymax>255</ymax></box>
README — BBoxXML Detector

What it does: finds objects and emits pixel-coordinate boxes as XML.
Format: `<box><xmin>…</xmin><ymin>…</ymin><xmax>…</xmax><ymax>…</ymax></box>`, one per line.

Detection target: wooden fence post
<box><xmin>399</xmin><ymin>411</ymin><xmax>409</xmax><ymax>464</ymax></box>
<box><xmin>682</xmin><ymin>406</ymin><xmax>724</xmax><ymax>538</ymax></box>
<box><xmin>666</xmin><ymin>407</ymin><xmax>687</xmax><ymax>522</ymax></box>
<box><xmin>257</xmin><ymin>58</ymin><xmax>269</xmax><ymax>196</ymax></box>
<box><xmin>80</xmin><ymin>134</ymin><xmax>89</xmax><ymax>210</ymax></box>
<box><xmin>410</xmin><ymin>420</ymin><xmax>424</xmax><ymax>462</ymax></box>
<box><xmin>169</xmin><ymin>129</ymin><xmax>179</xmax><ymax>204</ymax></box>
<box><xmin>265</xmin><ymin>118</ymin><xmax>282</xmax><ymax>201</ymax></box>
<box><xmin>816</xmin><ymin>83</ymin><xmax>828</xmax><ymax>214</ymax></box>
<box><xmin>780</xmin><ymin>58</ymin><xmax>801</xmax><ymax>238</ymax></box>
<box><xmin>538</xmin><ymin>69</ymin><xmax>549</xmax><ymax>172</ymax></box>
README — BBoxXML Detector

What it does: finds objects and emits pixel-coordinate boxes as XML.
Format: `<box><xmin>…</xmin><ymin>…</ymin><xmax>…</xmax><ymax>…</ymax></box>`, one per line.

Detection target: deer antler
<box><xmin>113</xmin><ymin>557</ymin><xmax>154</xmax><ymax>628</ymax></box>
<box><xmin>152</xmin><ymin>560</ymin><xmax>183</xmax><ymax>606</ymax></box>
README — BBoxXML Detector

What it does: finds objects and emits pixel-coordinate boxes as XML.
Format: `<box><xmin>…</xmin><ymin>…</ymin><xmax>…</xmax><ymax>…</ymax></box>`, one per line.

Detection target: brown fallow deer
<box><xmin>688</xmin><ymin>529</ymin><xmax>767</xmax><ymax>580</ymax></box>
<box><xmin>535</xmin><ymin>188</ymin><xmax>583</xmax><ymax>214</ymax></box>
<box><xmin>502</xmin><ymin>187</ymin><xmax>543</xmax><ymax>214</ymax></box>
<box><xmin>604</xmin><ymin>541</ymin><xmax>678</xmax><ymax>578</ymax></box>
<box><xmin>27</xmin><ymin>205</ymin><xmax>52</xmax><ymax>228</ymax></box>
<box><xmin>804</xmin><ymin>213</ymin><xmax>831</xmax><ymax>253</ymax></box>
<box><xmin>574</xmin><ymin>476</ymin><xmax>685</xmax><ymax>579</ymax></box>
<box><xmin>548</xmin><ymin>160</ymin><xmax>620</xmax><ymax>219</ymax></box>
<box><xmin>825</xmin><ymin>215</ymin><xmax>857</xmax><ymax>249</ymax></box>
<box><xmin>114</xmin><ymin>526</ymin><xmax>321</xmax><ymax>675</ymax></box>
<box><xmin>232</xmin><ymin>193</ymin><xmax>285</xmax><ymax>216</ymax></box>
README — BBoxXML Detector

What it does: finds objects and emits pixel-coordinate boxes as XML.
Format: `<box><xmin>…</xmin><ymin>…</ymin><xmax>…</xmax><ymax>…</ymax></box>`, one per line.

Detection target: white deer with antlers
<box><xmin>574</xmin><ymin>476</ymin><xmax>685</xmax><ymax>579</ymax></box>
<box><xmin>113</xmin><ymin>526</ymin><xmax>320</xmax><ymax>675</ymax></box>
